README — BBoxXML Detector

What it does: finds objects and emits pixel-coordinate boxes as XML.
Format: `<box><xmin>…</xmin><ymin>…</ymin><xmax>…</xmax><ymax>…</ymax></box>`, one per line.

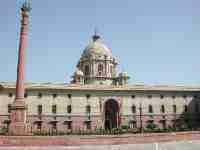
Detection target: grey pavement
<box><xmin>0</xmin><ymin>140</ymin><xmax>200</xmax><ymax>150</ymax></box>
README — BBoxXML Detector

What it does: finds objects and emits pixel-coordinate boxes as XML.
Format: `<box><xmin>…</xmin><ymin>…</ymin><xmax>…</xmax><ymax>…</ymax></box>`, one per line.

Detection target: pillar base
<box><xmin>8</xmin><ymin>122</ymin><xmax>32</xmax><ymax>136</ymax></box>
<box><xmin>8</xmin><ymin>99</ymin><xmax>32</xmax><ymax>136</ymax></box>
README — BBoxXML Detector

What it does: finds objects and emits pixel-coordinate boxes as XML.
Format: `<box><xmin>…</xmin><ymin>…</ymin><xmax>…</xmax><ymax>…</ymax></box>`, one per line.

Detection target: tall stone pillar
<box><xmin>9</xmin><ymin>1</ymin><xmax>31</xmax><ymax>135</ymax></box>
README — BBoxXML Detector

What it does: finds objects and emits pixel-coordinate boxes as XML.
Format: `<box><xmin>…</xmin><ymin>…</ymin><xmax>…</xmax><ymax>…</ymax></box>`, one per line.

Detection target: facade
<box><xmin>1</xmin><ymin>2</ymin><xmax>200</xmax><ymax>134</ymax></box>
<box><xmin>0</xmin><ymin>82</ymin><xmax>200</xmax><ymax>132</ymax></box>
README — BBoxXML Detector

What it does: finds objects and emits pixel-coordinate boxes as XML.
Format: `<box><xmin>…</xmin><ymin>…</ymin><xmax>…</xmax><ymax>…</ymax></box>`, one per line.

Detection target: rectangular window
<box><xmin>86</xmin><ymin>122</ymin><xmax>91</xmax><ymax>130</ymax></box>
<box><xmin>131</xmin><ymin>105</ymin><xmax>136</xmax><ymax>113</ymax></box>
<box><xmin>52</xmin><ymin>105</ymin><xmax>57</xmax><ymax>114</ymax></box>
<box><xmin>173</xmin><ymin>105</ymin><xmax>176</xmax><ymax>113</ymax></box>
<box><xmin>8</xmin><ymin>104</ymin><xmax>12</xmax><ymax>113</ymax></box>
<box><xmin>86</xmin><ymin>105</ymin><xmax>91</xmax><ymax>114</ymax></box>
<box><xmin>67</xmin><ymin>122</ymin><xmax>72</xmax><ymax>130</ymax></box>
<box><xmin>184</xmin><ymin>105</ymin><xmax>188</xmax><ymax>112</ymax></box>
<box><xmin>161</xmin><ymin>105</ymin><xmax>165</xmax><ymax>113</ymax></box>
<box><xmin>67</xmin><ymin>105</ymin><xmax>72</xmax><ymax>114</ymax></box>
<box><xmin>149</xmin><ymin>105</ymin><xmax>153</xmax><ymax>113</ymax></box>
<box><xmin>161</xmin><ymin>120</ymin><xmax>166</xmax><ymax>129</ymax></box>
<box><xmin>38</xmin><ymin>105</ymin><xmax>42</xmax><ymax>115</ymax></box>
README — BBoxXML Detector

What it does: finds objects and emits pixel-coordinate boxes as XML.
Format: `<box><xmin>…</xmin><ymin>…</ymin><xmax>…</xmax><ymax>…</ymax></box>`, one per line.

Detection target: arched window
<box><xmin>84</xmin><ymin>65</ymin><xmax>89</xmax><ymax>76</ymax></box>
<box><xmin>149</xmin><ymin>105</ymin><xmax>153</xmax><ymax>113</ymax></box>
<box><xmin>98</xmin><ymin>64</ymin><xmax>103</xmax><ymax>76</ymax></box>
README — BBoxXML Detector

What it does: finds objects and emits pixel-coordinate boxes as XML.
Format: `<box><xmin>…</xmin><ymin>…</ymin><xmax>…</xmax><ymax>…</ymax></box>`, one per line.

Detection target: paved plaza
<box><xmin>0</xmin><ymin>140</ymin><xmax>200</xmax><ymax>150</ymax></box>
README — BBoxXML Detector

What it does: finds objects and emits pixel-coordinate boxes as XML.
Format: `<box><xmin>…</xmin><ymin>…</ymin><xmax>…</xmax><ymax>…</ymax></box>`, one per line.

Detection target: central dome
<box><xmin>82</xmin><ymin>34</ymin><xmax>112</xmax><ymax>58</ymax></box>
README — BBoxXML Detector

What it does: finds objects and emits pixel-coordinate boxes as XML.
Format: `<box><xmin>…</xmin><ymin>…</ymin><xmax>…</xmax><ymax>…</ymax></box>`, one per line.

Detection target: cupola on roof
<box><xmin>81</xmin><ymin>34</ymin><xmax>112</xmax><ymax>58</ymax></box>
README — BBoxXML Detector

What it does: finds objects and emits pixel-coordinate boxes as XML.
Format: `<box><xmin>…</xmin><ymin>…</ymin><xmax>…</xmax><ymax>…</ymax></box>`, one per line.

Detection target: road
<box><xmin>0</xmin><ymin>140</ymin><xmax>200</xmax><ymax>150</ymax></box>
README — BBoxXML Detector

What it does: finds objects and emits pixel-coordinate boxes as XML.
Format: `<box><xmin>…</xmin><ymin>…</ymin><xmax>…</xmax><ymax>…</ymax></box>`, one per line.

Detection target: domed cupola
<box><xmin>72</xmin><ymin>32</ymin><xmax>120</xmax><ymax>85</ymax></box>
<box><xmin>81</xmin><ymin>34</ymin><xmax>112</xmax><ymax>59</ymax></box>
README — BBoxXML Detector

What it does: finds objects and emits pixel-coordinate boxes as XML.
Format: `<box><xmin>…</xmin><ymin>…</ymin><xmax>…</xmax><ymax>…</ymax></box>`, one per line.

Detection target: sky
<box><xmin>0</xmin><ymin>0</ymin><xmax>200</xmax><ymax>85</ymax></box>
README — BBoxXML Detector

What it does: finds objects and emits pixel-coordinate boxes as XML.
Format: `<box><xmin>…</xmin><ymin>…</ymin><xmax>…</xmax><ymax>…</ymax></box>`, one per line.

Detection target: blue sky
<box><xmin>0</xmin><ymin>0</ymin><xmax>200</xmax><ymax>85</ymax></box>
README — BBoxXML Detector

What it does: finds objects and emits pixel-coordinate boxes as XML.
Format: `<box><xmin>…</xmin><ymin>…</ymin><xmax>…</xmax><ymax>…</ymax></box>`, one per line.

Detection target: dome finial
<box><xmin>92</xmin><ymin>27</ymin><xmax>100</xmax><ymax>42</ymax></box>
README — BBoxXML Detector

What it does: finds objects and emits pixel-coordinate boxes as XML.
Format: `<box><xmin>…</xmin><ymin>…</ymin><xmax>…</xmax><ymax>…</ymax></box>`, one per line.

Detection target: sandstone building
<box><xmin>0</xmin><ymin>2</ymin><xmax>200</xmax><ymax>134</ymax></box>
<box><xmin>1</xmin><ymin>33</ymin><xmax>200</xmax><ymax>133</ymax></box>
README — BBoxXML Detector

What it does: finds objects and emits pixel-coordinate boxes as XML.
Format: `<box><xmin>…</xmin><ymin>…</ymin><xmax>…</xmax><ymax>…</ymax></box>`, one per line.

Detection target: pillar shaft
<box><xmin>16</xmin><ymin>11</ymin><xmax>29</xmax><ymax>100</ymax></box>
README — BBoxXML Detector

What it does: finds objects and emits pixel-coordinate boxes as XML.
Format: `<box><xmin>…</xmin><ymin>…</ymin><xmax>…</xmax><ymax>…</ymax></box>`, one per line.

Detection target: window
<box><xmin>184</xmin><ymin>105</ymin><xmax>188</xmax><ymax>112</ymax></box>
<box><xmin>52</xmin><ymin>93</ymin><xmax>57</xmax><ymax>98</ymax></box>
<box><xmin>8</xmin><ymin>104</ymin><xmax>11</xmax><ymax>113</ymax></box>
<box><xmin>8</xmin><ymin>93</ymin><xmax>13</xmax><ymax>98</ymax></box>
<box><xmin>86</xmin><ymin>122</ymin><xmax>91</xmax><ymax>130</ymax></box>
<box><xmin>131</xmin><ymin>95</ymin><xmax>135</xmax><ymax>99</ymax></box>
<box><xmin>183</xmin><ymin>95</ymin><xmax>187</xmax><ymax>99</ymax></box>
<box><xmin>173</xmin><ymin>105</ymin><xmax>177</xmax><ymax>113</ymax></box>
<box><xmin>84</xmin><ymin>65</ymin><xmax>89</xmax><ymax>76</ymax></box>
<box><xmin>131</xmin><ymin>105</ymin><xmax>136</xmax><ymax>113</ymax></box>
<box><xmin>98</xmin><ymin>64</ymin><xmax>103</xmax><ymax>76</ymax></box>
<box><xmin>195</xmin><ymin>104</ymin><xmax>199</xmax><ymax>113</ymax></box>
<box><xmin>160</xmin><ymin>95</ymin><xmax>164</xmax><ymax>99</ymax></box>
<box><xmin>148</xmin><ymin>95</ymin><xmax>152</xmax><ymax>99</ymax></box>
<box><xmin>86</xmin><ymin>94</ymin><xmax>91</xmax><ymax>99</ymax></box>
<box><xmin>67</xmin><ymin>105</ymin><xmax>72</xmax><ymax>114</ymax></box>
<box><xmin>52</xmin><ymin>105</ymin><xmax>57</xmax><ymax>114</ymax></box>
<box><xmin>147</xmin><ymin>120</ymin><xmax>154</xmax><ymax>125</ymax></box>
<box><xmin>86</xmin><ymin>105</ymin><xmax>91</xmax><ymax>114</ymax></box>
<box><xmin>67</xmin><ymin>94</ymin><xmax>72</xmax><ymax>99</ymax></box>
<box><xmin>67</xmin><ymin>121</ymin><xmax>72</xmax><ymax>130</ymax></box>
<box><xmin>149</xmin><ymin>105</ymin><xmax>153</xmax><ymax>113</ymax></box>
<box><xmin>161</xmin><ymin>120</ymin><xmax>166</xmax><ymax>129</ymax></box>
<box><xmin>38</xmin><ymin>105</ymin><xmax>42</xmax><ymax>115</ymax></box>
<box><xmin>194</xmin><ymin>95</ymin><xmax>198</xmax><ymax>99</ymax></box>
<box><xmin>38</xmin><ymin>93</ymin><xmax>42</xmax><ymax>98</ymax></box>
<box><xmin>172</xmin><ymin>95</ymin><xmax>176</xmax><ymax>99</ymax></box>
<box><xmin>24</xmin><ymin>93</ymin><xmax>28</xmax><ymax>98</ymax></box>
<box><xmin>161</xmin><ymin>105</ymin><xmax>165</xmax><ymax>113</ymax></box>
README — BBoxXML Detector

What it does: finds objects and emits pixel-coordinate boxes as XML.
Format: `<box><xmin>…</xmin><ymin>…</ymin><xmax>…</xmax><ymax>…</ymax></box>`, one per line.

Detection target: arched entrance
<box><xmin>104</xmin><ymin>99</ymin><xmax>119</xmax><ymax>130</ymax></box>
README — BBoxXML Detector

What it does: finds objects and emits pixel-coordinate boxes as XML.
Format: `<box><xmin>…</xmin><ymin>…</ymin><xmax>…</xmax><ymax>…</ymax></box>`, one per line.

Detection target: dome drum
<box><xmin>72</xmin><ymin>33</ymin><xmax>130</xmax><ymax>86</ymax></box>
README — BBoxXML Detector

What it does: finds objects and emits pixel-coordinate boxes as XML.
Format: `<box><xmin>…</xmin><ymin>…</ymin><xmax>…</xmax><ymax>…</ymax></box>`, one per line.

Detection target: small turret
<box><xmin>72</xmin><ymin>68</ymin><xmax>84</xmax><ymax>85</ymax></box>
<box><xmin>118</xmin><ymin>72</ymin><xmax>130</xmax><ymax>85</ymax></box>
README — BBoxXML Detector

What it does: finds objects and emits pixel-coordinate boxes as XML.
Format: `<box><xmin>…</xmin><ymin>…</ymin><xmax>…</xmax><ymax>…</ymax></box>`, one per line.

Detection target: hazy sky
<box><xmin>0</xmin><ymin>0</ymin><xmax>200</xmax><ymax>85</ymax></box>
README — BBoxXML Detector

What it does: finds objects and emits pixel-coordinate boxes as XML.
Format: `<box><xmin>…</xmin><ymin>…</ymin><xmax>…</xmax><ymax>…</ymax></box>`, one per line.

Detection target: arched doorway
<box><xmin>104</xmin><ymin>99</ymin><xmax>119</xmax><ymax>130</ymax></box>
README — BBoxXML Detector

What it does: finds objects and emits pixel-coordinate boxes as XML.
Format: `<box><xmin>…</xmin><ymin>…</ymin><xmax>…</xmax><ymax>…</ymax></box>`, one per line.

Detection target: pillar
<box><xmin>9</xmin><ymin>1</ymin><xmax>31</xmax><ymax>135</ymax></box>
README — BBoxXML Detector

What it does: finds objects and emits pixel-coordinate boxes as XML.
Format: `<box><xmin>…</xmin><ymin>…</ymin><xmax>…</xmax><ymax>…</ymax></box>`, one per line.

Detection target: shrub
<box><xmin>0</xmin><ymin>126</ymin><xmax>8</xmax><ymax>135</ymax></box>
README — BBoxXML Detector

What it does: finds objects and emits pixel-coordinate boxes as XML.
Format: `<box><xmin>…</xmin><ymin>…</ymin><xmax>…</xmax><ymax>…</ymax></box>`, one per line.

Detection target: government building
<box><xmin>0</xmin><ymin>2</ymin><xmax>200</xmax><ymax>134</ymax></box>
